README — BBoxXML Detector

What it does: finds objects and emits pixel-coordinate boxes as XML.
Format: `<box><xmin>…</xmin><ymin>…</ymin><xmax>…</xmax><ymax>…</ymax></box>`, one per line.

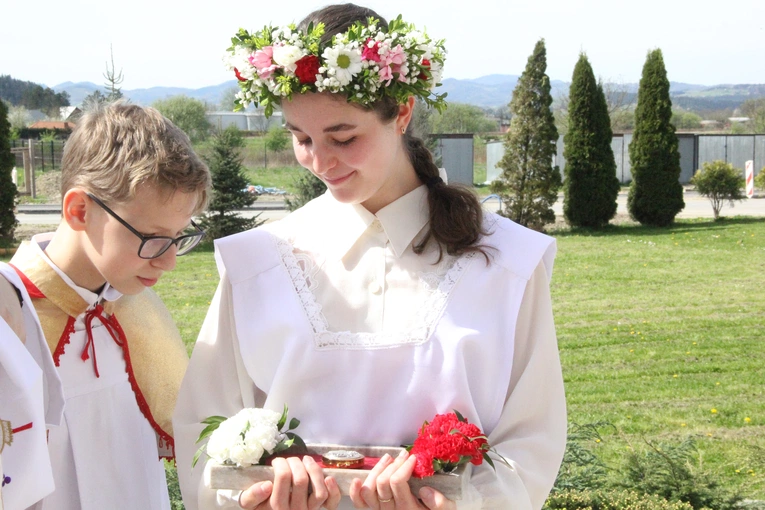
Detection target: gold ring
<box><xmin>379</xmin><ymin>496</ymin><xmax>393</xmax><ymax>503</ymax></box>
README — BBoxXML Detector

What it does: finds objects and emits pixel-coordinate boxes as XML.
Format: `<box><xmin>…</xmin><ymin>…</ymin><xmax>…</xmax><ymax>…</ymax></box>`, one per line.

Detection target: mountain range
<box><xmin>52</xmin><ymin>75</ymin><xmax>765</xmax><ymax>111</ymax></box>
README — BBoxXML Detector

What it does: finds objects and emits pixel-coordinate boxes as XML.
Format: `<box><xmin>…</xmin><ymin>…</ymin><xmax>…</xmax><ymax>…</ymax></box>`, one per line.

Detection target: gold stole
<box><xmin>10</xmin><ymin>242</ymin><xmax>188</xmax><ymax>459</ymax></box>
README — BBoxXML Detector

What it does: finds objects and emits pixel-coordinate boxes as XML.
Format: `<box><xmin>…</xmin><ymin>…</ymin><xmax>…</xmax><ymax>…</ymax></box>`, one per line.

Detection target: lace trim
<box><xmin>273</xmin><ymin>235</ymin><xmax>476</xmax><ymax>350</ymax></box>
<box><xmin>418</xmin><ymin>255</ymin><xmax>456</xmax><ymax>291</ymax></box>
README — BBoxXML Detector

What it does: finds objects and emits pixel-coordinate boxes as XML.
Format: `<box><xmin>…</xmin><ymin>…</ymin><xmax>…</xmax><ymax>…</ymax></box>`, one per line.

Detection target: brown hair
<box><xmin>61</xmin><ymin>101</ymin><xmax>211</xmax><ymax>213</ymax></box>
<box><xmin>298</xmin><ymin>3</ymin><xmax>489</xmax><ymax>261</ymax></box>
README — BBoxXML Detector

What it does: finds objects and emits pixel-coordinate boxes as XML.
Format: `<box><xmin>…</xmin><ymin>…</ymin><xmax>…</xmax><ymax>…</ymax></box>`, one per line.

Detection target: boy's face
<box><xmin>84</xmin><ymin>186</ymin><xmax>200</xmax><ymax>296</ymax></box>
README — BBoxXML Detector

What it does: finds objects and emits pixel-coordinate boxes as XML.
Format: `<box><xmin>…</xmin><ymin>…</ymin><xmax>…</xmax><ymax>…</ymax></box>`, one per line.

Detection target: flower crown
<box><xmin>223</xmin><ymin>15</ymin><xmax>447</xmax><ymax>117</ymax></box>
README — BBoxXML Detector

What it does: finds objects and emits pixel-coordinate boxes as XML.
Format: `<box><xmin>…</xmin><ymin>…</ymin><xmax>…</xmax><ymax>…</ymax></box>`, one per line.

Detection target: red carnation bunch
<box><xmin>408</xmin><ymin>411</ymin><xmax>495</xmax><ymax>478</ymax></box>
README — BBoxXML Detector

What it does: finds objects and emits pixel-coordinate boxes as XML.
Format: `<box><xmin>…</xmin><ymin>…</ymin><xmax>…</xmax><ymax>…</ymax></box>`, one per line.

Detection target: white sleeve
<box><xmin>464</xmin><ymin>261</ymin><xmax>567</xmax><ymax>510</ymax></box>
<box><xmin>172</xmin><ymin>273</ymin><xmax>264</xmax><ymax>510</ymax></box>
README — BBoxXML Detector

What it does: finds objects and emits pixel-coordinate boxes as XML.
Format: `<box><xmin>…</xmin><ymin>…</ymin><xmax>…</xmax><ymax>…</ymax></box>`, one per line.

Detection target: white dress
<box><xmin>0</xmin><ymin>263</ymin><xmax>64</xmax><ymax>510</ymax></box>
<box><xmin>173</xmin><ymin>187</ymin><xmax>567</xmax><ymax>510</ymax></box>
<box><xmin>14</xmin><ymin>236</ymin><xmax>171</xmax><ymax>510</ymax></box>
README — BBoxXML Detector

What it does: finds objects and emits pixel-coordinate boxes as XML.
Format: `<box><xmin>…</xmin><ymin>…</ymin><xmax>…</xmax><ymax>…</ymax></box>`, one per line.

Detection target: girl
<box><xmin>174</xmin><ymin>4</ymin><xmax>566</xmax><ymax>510</ymax></box>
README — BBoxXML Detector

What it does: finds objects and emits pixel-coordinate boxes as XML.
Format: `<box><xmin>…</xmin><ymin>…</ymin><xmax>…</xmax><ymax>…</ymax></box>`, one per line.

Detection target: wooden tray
<box><xmin>204</xmin><ymin>443</ymin><xmax>471</xmax><ymax>500</ymax></box>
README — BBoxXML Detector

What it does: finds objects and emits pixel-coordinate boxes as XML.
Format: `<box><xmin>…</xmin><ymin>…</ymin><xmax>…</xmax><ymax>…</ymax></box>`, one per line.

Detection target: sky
<box><xmin>3</xmin><ymin>0</ymin><xmax>764</xmax><ymax>91</ymax></box>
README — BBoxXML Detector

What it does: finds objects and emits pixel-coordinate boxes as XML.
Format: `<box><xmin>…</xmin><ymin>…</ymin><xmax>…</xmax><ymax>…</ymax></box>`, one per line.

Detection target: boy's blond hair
<box><xmin>61</xmin><ymin>101</ymin><xmax>211</xmax><ymax>213</ymax></box>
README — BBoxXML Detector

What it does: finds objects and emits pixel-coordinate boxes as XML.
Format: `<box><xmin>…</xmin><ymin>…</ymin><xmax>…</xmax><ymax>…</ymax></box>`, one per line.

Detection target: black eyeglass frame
<box><xmin>86</xmin><ymin>192</ymin><xmax>205</xmax><ymax>259</ymax></box>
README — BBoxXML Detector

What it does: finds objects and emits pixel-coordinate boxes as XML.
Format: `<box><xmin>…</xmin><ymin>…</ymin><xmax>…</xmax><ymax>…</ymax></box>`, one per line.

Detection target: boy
<box><xmin>9</xmin><ymin>102</ymin><xmax>211</xmax><ymax>510</ymax></box>
<box><xmin>1</xmin><ymin>263</ymin><xmax>64</xmax><ymax>510</ymax></box>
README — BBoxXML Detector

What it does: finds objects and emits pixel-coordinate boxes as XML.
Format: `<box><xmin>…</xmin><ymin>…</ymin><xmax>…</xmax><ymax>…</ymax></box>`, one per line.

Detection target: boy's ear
<box><xmin>62</xmin><ymin>189</ymin><xmax>91</xmax><ymax>232</ymax></box>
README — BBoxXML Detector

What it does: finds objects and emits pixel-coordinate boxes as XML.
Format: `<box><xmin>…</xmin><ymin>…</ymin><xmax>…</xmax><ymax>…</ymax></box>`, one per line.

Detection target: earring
<box><xmin>401</xmin><ymin>127</ymin><xmax>406</xmax><ymax>134</ymax></box>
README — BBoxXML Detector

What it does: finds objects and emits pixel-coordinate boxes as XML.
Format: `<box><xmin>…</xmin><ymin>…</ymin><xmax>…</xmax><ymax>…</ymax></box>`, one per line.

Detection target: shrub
<box><xmin>0</xmin><ymin>100</ymin><xmax>18</xmax><ymax>245</ymax></box>
<box><xmin>690</xmin><ymin>160</ymin><xmax>745</xmax><ymax>219</ymax></box>
<box><xmin>617</xmin><ymin>437</ymin><xmax>743</xmax><ymax>510</ymax></box>
<box><xmin>755</xmin><ymin>167</ymin><xmax>765</xmax><ymax>191</ymax></box>
<box><xmin>552</xmin><ymin>422</ymin><xmax>614</xmax><ymax>492</ymax></box>
<box><xmin>284</xmin><ymin>170</ymin><xmax>326</xmax><ymax>212</ymax></box>
<box><xmin>545</xmin><ymin>489</ymin><xmax>694</xmax><ymax>510</ymax></box>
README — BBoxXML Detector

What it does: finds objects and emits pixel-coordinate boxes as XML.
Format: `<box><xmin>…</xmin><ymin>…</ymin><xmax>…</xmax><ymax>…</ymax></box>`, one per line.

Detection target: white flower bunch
<box><xmin>193</xmin><ymin>405</ymin><xmax>304</xmax><ymax>468</ymax></box>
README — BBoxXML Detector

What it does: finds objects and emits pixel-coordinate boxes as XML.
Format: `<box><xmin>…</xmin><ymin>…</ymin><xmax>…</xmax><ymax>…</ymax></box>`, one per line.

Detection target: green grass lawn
<box><xmin>149</xmin><ymin>217</ymin><xmax>765</xmax><ymax>499</ymax></box>
<box><xmin>5</xmin><ymin>214</ymin><xmax>764</xmax><ymax>500</ymax></box>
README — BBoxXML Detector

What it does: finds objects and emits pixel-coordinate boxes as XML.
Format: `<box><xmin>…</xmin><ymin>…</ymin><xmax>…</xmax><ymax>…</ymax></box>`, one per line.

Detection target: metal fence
<box><xmin>11</xmin><ymin>139</ymin><xmax>66</xmax><ymax>172</ymax></box>
<box><xmin>486</xmin><ymin>134</ymin><xmax>765</xmax><ymax>185</ymax></box>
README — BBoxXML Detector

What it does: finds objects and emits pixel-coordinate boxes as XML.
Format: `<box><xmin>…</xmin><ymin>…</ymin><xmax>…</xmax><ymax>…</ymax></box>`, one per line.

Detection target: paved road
<box><xmin>16</xmin><ymin>191</ymin><xmax>765</xmax><ymax>227</ymax></box>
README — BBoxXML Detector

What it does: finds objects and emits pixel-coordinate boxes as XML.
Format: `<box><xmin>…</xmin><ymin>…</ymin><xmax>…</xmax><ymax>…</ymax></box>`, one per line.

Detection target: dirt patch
<box><xmin>33</xmin><ymin>171</ymin><xmax>62</xmax><ymax>204</ymax></box>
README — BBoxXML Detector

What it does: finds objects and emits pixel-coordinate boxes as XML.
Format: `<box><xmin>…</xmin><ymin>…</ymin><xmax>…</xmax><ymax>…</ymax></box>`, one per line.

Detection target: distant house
<box><xmin>206</xmin><ymin>111</ymin><xmax>283</xmax><ymax>132</ymax></box>
<box><xmin>29</xmin><ymin>121</ymin><xmax>76</xmax><ymax>131</ymax></box>
<box><xmin>60</xmin><ymin>106</ymin><xmax>82</xmax><ymax>121</ymax></box>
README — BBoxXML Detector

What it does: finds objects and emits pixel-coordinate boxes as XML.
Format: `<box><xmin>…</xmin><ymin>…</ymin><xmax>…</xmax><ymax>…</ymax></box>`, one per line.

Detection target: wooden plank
<box><xmin>204</xmin><ymin>444</ymin><xmax>471</xmax><ymax>500</ymax></box>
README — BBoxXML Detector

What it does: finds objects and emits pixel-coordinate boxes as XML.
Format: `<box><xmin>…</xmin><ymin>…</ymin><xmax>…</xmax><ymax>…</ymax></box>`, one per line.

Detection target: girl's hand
<box><xmin>239</xmin><ymin>455</ymin><xmax>341</xmax><ymax>510</ymax></box>
<box><xmin>348</xmin><ymin>451</ymin><xmax>456</xmax><ymax>510</ymax></box>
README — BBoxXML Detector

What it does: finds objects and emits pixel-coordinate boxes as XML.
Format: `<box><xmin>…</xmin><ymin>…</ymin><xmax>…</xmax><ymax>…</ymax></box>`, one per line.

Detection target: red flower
<box><xmin>362</xmin><ymin>38</ymin><xmax>381</xmax><ymax>62</ymax></box>
<box><xmin>418</xmin><ymin>59</ymin><xmax>431</xmax><ymax>80</ymax></box>
<box><xmin>294</xmin><ymin>55</ymin><xmax>320</xmax><ymax>84</ymax></box>
<box><xmin>234</xmin><ymin>67</ymin><xmax>247</xmax><ymax>82</ymax></box>
<box><xmin>408</xmin><ymin>412</ymin><xmax>490</xmax><ymax>478</ymax></box>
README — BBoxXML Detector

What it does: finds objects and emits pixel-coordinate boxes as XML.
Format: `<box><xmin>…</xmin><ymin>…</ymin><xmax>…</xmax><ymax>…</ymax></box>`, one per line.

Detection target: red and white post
<box><xmin>745</xmin><ymin>160</ymin><xmax>754</xmax><ymax>198</ymax></box>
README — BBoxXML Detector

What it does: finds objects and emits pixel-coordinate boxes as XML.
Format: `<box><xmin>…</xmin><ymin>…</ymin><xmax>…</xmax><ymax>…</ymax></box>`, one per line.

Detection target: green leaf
<box><xmin>453</xmin><ymin>410</ymin><xmax>466</xmax><ymax>422</ymax></box>
<box><xmin>195</xmin><ymin>416</ymin><xmax>228</xmax><ymax>444</ymax></box>
<box><xmin>288</xmin><ymin>417</ymin><xmax>300</xmax><ymax>431</ymax></box>
<box><xmin>483</xmin><ymin>452</ymin><xmax>496</xmax><ymax>470</ymax></box>
<box><xmin>192</xmin><ymin>445</ymin><xmax>206</xmax><ymax>468</ymax></box>
<box><xmin>277</xmin><ymin>404</ymin><xmax>288</xmax><ymax>430</ymax></box>
<box><xmin>272</xmin><ymin>437</ymin><xmax>295</xmax><ymax>454</ymax></box>
<box><xmin>285</xmin><ymin>431</ymin><xmax>306</xmax><ymax>451</ymax></box>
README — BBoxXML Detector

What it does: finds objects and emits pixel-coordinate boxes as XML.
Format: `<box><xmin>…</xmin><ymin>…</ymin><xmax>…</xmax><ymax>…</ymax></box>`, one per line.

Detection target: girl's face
<box><xmin>282</xmin><ymin>93</ymin><xmax>419</xmax><ymax>213</ymax></box>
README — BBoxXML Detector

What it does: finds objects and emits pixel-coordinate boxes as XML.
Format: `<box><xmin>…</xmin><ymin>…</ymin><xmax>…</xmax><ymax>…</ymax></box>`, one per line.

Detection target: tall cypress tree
<box><xmin>490</xmin><ymin>39</ymin><xmax>561</xmax><ymax>230</ymax></box>
<box><xmin>198</xmin><ymin>126</ymin><xmax>263</xmax><ymax>240</ymax></box>
<box><xmin>628</xmin><ymin>49</ymin><xmax>684</xmax><ymax>226</ymax></box>
<box><xmin>0</xmin><ymin>100</ymin><xmax>18</xmax><ymax>244</ymax></box>
<box><xmin>563</xmin><ymin>54</ymin><xmax>620</xmax><ymax>227</ymax></box>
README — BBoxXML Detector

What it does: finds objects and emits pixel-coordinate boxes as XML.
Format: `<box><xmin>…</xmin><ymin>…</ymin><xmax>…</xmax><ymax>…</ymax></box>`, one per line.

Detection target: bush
<box><xmin>284</xmin><ymin>170</ymin><xmax>326</xmax><ymax>211</ymax></box>
<box><xmin>617</xmin><ymin>437</ymin><xmax>743</xmax><ymax>510</ymax></box>
<box><xmin>545</xmin><ymin>489</ymin><xmax>694</xmax><ymax>510</ymax></box>
<box><xmin>755</xmin><ymin>167</ymin><xmax>765</xmax><ymax>191</ymax></box>
<box><xmin>690</xmin><ymin>160</ymin><xmax>745</xmax><ymax>219</ymax></box>
<box><xmin>552</xmin><ymin>422</ymin><xmax>614</xmax><ymax>492</ymax></box>
<box><xmin>0</xmin><ymin>100</ymin><xmax>18</xmax><ymax>245</ymax></box>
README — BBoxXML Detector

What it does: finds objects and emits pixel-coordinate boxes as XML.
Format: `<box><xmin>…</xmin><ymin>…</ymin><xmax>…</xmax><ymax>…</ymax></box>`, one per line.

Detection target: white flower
<box><xmin>322</xmin><ymin>44</ymin><xmax>362</xmax><ymax>86</ymax></box>
<box><xmin>272</xmin><ymin>44</ymin><xmax>304</xmax><ymax>73</ymax></box>
<box><xmin>206</xmin><ymin>408</ymin><xmax>282</xmax><ymax>467</ymax></box>
<box><xmin>223</xmin><ymin>47</ymin><xmax>256</xmax><ymax>80</ymax></box>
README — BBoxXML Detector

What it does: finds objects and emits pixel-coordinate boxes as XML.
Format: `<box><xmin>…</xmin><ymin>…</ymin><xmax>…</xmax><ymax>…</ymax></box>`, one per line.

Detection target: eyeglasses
<box><xmin>86</xmin><ymin>193</ymin><xmax>205</xmax><ymax>259</ymax></box>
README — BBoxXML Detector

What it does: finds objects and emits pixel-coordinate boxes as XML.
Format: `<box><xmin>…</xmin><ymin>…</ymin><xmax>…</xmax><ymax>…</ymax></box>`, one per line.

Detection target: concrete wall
<box><xmin>486</xmin><ymin>134</ymin><xmax>764</xmax><ymax>186</ymax></box>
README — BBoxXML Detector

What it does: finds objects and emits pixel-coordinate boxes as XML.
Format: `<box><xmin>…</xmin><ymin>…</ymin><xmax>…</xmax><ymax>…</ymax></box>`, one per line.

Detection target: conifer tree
<box><xmin>628</xmin><ymin>49</ymin><xmax>684</xmax><ymax>226</ymax></box>
<box><xmin>563</xmin><ymin>54</ymin><xmax>620</xmax><ymax>227</ymax></box>
<box><xmin>491</xmin><ymin>39</ymin><xmax>561</xmax><ymax>230</ymax></box>
<box><xmin>199</xmin><ymin>126</ymin><xmax>263</xmax><ymax>240</ymax></box>
<box><xmin>0</xmin><ymin>100</ymin><xmax>18</xmax><ymax>244</ymax></box>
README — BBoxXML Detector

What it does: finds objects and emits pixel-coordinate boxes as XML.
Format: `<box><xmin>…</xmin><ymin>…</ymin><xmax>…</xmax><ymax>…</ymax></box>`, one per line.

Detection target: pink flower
<box><xmin>249</xmin><ymin>46</ymin><xmax>278</xmax><ymax>79</ymax></box>
<box><xmin>362</xmin><ymin>38</ymin><xmax>381</xmax><ymax>62</ymax></box>
<box><xmin>379</xmin><ymin>44</ymin><xmax>406</xmax><ymax>85</ymax></box>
